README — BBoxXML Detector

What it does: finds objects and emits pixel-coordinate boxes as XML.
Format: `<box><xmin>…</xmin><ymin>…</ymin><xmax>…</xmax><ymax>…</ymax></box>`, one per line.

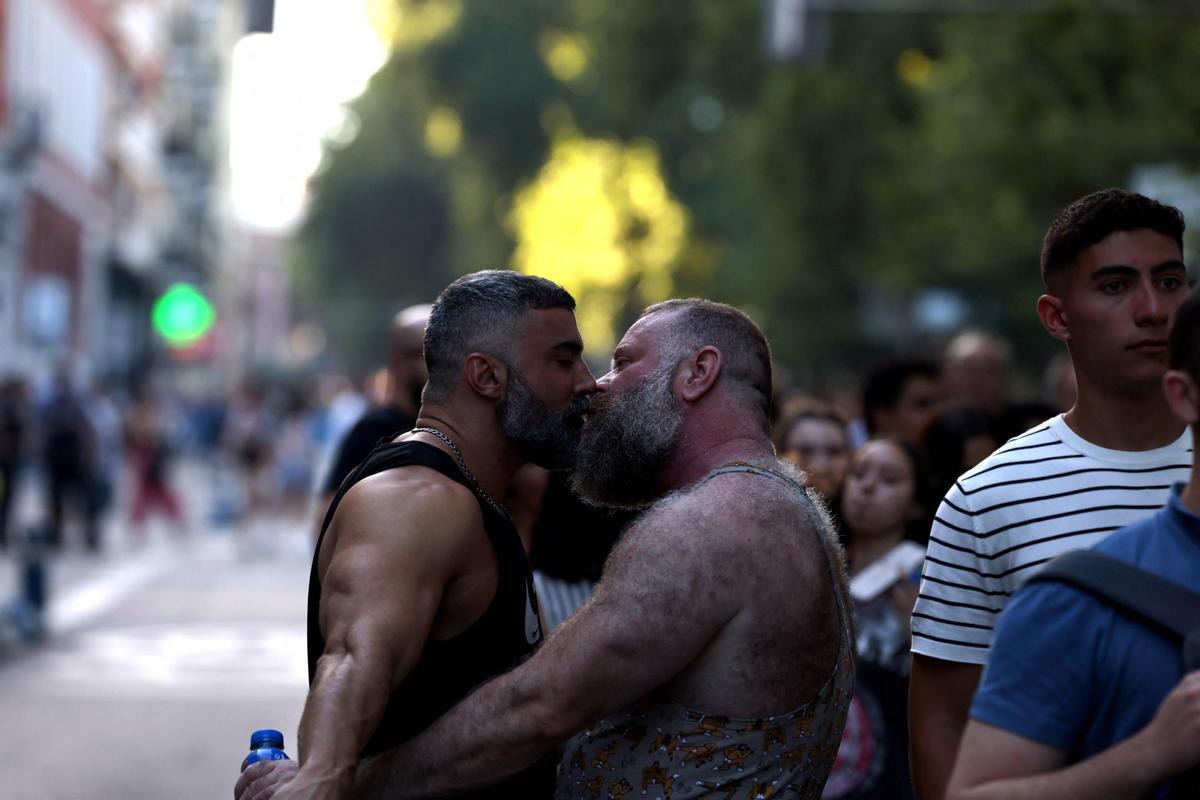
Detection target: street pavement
<box><xmin>0</xmin><ymin>459</ymin><xmax>314</xmax><ymax>800</ymax></box>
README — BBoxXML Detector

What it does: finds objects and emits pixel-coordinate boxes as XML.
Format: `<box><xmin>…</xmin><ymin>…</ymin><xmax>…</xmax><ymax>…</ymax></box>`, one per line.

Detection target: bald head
<box><xmin>389</xmin><ymin>303</ymin><xmax>431</xmax><ymax>413</ymax></box>
<box><xmin>943</xmin><ymin>329</ymin><xmax>1009</xmax><ymax>414</ymax></box>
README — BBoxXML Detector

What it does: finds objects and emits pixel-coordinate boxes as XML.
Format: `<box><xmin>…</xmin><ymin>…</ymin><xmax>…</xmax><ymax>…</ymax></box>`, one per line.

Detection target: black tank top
<box><xmin>307</xmin><ymin>440</ymin><xmax>554</xmax><ymax>796</ymax></box>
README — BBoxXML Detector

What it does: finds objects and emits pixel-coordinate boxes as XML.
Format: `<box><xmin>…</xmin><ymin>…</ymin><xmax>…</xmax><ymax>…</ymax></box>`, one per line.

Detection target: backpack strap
<box><xmin>1030</xmin><ymin>548</ymin><xmax>1200</xmax><ymax>798</ymax></box>
<box><xmin>1029</xmin><ymin>549</ymin><xmax>1200</xmax><ymax>669</ymax></box>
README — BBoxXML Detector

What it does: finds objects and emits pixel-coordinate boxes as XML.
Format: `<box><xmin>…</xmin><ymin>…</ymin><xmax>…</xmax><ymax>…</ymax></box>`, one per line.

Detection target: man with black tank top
<box><xmin>319</xmin><ymin>300</ymin><xmax>854</xmax><ymax>799</ymax></box>
<box><xmin>236</xmin><ymin>271</ymin><xmax>595</xmax><ymax>800</ymax></box>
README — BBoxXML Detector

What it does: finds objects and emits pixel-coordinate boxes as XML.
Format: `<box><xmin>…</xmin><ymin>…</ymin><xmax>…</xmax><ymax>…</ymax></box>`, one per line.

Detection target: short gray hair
<box><xmin>423</xmin><ymin>270</ymin><xmax>575</xmax><ymax>403</ymax></box>
<box><xmin>641</xmin><ymin>298</ymin><xmax>773</xmax><ymax>430</ymax></box>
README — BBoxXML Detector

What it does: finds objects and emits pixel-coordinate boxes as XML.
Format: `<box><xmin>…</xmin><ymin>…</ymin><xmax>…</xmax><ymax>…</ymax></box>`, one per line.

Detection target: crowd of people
<box><xmin>770</xmin><ymin>332</ymin><xmax>1058</xmax><ymax>798</ymax></box>
<box><xmin>0</xmin><ymin>366</ymin><xmax>384</xmax><ymax>560</ymax></box>
<box><xmin>232</xmin><ymin>186</ymin><xmax>1200</xmax><ymax>800</ymax></box>
<box><xmin>3</xmin><ymin>186</ymin><xmax>1194</xmax><ymax>799</ymax></box>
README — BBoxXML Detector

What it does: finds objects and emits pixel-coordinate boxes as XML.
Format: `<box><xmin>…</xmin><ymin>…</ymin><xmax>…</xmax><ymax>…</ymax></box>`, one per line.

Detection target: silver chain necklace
<box><xmin>411</xmin><ymin>426</ymin><xmax>511</xmax><ymax>520</ymax></box>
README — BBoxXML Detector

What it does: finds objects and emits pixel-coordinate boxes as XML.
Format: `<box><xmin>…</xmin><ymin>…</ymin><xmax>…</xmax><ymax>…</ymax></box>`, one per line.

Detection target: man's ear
<box><xmin>1037</xmin><ymin>294</ymin><xmax>1070</xmax><ymax>343</ymax></box>
<box><xmin>464</xmin><ymin>353</ymin><xmax>506</xmax><ymax>400</ymax></box>
<box><xmin>1163</xmin><ymin>369</ymin><xmax>1199</xmax><ymax>426</ymax></box>
<box><xmin>679</xmin><ymin>346</ymin><xmax>721</xmax><ymax>402</ymax></box>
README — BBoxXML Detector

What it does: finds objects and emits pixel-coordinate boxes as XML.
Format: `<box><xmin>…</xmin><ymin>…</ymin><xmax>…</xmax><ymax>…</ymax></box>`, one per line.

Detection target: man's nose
<box><xmin>1133</xmin><ymin>281</ymin><xmax>1168</xmax><ymax>326</ymax></box>
<box><xmin>576</xmin><ymin>362</ymin><xmax>599</xmax><ymax>396</ymax></box>
<box><xmin>594</xmin><ymin>368</ymin><xmax>616</xmax><ymax>393</ymax></box>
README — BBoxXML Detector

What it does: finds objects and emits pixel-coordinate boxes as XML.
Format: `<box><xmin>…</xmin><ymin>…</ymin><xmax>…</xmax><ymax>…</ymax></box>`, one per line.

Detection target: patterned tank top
<box><xmin>554</xmin><ymin>463</ymin><xmax>855</xmax><ymax>800</ymax></box>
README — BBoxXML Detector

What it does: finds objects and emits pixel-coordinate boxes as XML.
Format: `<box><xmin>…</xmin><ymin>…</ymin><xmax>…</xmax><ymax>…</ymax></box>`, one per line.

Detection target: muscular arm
<box><xmin>284</xmin><ymin>479</ymin><xmax>477</xmax><ymax>799</ymax></box>
<box><xmin>946</xmin><ymin>672</ymin><xmax>1200</xmax><ymax>800</ymax></box>
<box><xmin>353</xmin><ymin>490</ymin><xmax>748</xmax><ymax>798</ymax></box>
<box><xmin>909</xmin><ymin>654</ymin><xmax>982</xmax><ymax>800</ymax></box>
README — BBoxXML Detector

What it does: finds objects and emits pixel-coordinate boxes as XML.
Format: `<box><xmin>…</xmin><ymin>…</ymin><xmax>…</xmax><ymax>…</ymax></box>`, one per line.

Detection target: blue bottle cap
<box><xmin>250</xmin><ymin>729</ymin><xmax>285</xmax><ymax>749</ymax></box>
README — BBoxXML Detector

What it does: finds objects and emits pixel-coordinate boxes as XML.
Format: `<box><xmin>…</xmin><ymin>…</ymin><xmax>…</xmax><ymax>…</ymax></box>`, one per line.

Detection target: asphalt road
<box><xmin>0</xmin><ymin>463</ymin><xmax>313</xmax><ymax>800</ymax></box>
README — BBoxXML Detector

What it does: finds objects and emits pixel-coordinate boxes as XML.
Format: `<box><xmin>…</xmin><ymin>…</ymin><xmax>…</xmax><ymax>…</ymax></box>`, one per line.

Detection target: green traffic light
<box><xmin>152</xmin><ymin>283</ymin><xmax>215</xmax><ymax>346</ymax></box>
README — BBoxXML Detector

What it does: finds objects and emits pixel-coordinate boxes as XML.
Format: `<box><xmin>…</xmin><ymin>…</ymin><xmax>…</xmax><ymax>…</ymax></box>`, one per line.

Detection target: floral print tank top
<box><xmin>554</xmin><ymin>464</ymin><xmax>855</xmax><ymax>800</ymax></box>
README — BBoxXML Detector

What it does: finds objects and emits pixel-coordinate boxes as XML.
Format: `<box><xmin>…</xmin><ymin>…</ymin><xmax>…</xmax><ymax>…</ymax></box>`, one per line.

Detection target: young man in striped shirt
<box><xmin>909</xmin><ymin>188</ymin><xmax>1193</xmax><ymax>799</ymax></box>
<box><xmin>945</xmin><ymin>281</ymin><xmax>1200</xmax><ymax>800</ymax></box>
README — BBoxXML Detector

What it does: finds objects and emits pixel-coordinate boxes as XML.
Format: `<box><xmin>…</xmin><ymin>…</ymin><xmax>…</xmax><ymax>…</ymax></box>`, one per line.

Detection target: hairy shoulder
<box><xmin>605</xmin><ymin>462</ymin><xmax>828</xmax><ymax>582</ymax></box>
<box><xmin>582</xmin><ymin>463</ymin><xmax>836</xmax><ymax>668</ymax></box>
<box><xmin>661</xmin><ymin>464</ymin><xmax>820</xmax><ymax>537</ymax></box>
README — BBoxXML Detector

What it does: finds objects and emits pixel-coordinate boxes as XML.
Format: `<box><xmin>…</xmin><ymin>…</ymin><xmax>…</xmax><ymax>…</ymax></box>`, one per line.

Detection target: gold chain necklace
<box><xmin>411</xmin><ymin>426</ymin><xmax>511</xmax><ymax>520</ymax></box>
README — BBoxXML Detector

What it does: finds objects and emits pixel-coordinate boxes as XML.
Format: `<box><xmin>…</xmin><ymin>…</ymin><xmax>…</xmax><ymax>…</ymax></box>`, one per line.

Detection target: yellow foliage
<box><xmin>386</xmin><ymin>0</ymin><xmax>463</xmax><ymax>51</ymax></box>
<box><xmin>898</xmin><ymin>48</ymin><xmax>936</xmax><ymax>89</ymax></box>
<box><xmin>365</xmin><ymin>0</ymin><xmax>401</xmax><ymax>44</ymax></box>
<box><xmin>424</xmin><ymin>106</ymin><xmax>463</xmax><ymax>157</ymax></box>
<box><xmin>540</xmin><ymin>31</ymin><xmax>591</xmax><ymax>83</ymax></box>
<box><xmin>510</xmin><ymin>134</ymin><xmax>688</xmax><ymax>353</ymax></box>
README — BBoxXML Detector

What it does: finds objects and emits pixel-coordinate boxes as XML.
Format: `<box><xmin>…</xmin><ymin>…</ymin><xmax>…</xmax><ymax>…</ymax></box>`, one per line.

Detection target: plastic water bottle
<box><xmin>241</xmin><ymin>729</ymin><xmax>291</xmax><ymax>772</ymax></box>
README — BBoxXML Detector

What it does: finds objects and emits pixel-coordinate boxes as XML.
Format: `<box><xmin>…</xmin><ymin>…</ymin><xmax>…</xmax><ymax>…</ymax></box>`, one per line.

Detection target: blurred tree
<box><xmin>294</xmin><ymin>0</ymin><xmax>1200</xmax><ymax>387</ymax></box>
<box><xmin>291</xmin><ymin>53</ymin><xmax>452</xmax><ymax>369</ymax></box>
<box><xmin>871</xmin><ymin>8</ymin><xmax>1200</xmax><ymax>369</ymax></box>
<box><xmin>509</xmin><ymin>131</ymin><xmax>688</xmax><ymax>353</ymax></box>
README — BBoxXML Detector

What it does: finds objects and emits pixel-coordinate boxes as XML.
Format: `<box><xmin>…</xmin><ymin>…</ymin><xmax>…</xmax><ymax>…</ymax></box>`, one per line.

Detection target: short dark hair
<box><xmin>642</xmin><ymin>298</ymin><xmax>774</xmax><ymax>431</ymax></box>
<box><xmin>423</xmin><ymin>270</ymin><xmax>575</xmax><ymax>403</ymax></box>
<box><xmin>1169</xmin><ymin>287</ymin><xmax>1200</xmax><ymax>383</ymax></box>
<box><xmin>862</xmin><ymin>359</ymin><xmax>939</xmax><ymax>435</ymax></box>
<box><xmin>886</xmin><ymin>438</ymin><xmax>939</xmax><ymax>546</ymax></box>
<box><xmin>923</xmin><ymin>406</ymin><xmax>996</xmax><ymax>495</ymax></box>
<box><xmin>1041</xmin><ymin>188</ymin><xmax>1185</xmax><ymax>288</ymax></box>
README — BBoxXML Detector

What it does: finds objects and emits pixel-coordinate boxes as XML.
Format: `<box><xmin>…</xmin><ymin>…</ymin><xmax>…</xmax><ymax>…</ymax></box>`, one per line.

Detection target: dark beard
<box><xmin>497</xmin><ymin>369</ymin><xmax>590</xmax><ymax>470</ymax></box>
<box><xmin>571</xmin><ymin>363</ymin><xmax>681</xmax><ymax>510</ymax></box>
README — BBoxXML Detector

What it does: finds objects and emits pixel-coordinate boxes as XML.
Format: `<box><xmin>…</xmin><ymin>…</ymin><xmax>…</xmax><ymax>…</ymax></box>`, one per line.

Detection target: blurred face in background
<box><xmin>391</xmin><ymin>323</ymin><xmax>429</xmax><ymax>410</ymax></box>
<box><xmin>943</xmin><ymin>334</ymin><xmax>1007</xmax><ymax>415</ymax></box>
<box><xmin>875</xmin><ymin>375</ymin><xmax>940</xmax><ymax>449</ymax></box>
<box><xmin>841</xmin><ymin>439</ymin><xmax>917</xmax><ymax>542</ymax></box>
<box><xmin>782</xmin><ymin>416</ymin><xmax>850</xmax><ymax>499</ymax></box>
<box><xmin>960</xmin><ymin>433</ymin><xmax>998</xmax><ymax>473</ymax></box>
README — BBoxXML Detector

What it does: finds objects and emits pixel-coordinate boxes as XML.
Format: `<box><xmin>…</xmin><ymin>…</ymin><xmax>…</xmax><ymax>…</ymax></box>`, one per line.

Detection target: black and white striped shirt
<box><xmin>910</xmin><ymin>414</ymin><xmax>1191</xmax><ymax>665</ymax></box>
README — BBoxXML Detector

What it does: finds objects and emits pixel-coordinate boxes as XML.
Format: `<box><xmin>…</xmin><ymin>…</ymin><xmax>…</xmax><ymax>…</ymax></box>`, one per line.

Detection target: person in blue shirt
<box><xmin>946</xmin><ymin>287</ymin><xmax>1200</xmax><ymax>800</ymax></box>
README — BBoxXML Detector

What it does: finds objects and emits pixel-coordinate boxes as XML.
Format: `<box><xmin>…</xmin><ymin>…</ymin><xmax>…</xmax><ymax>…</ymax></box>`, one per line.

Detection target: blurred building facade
<box><xmin>0</xmin><ymin>0</ymin><xmax>110</xmax><ymax>381</ymax></box>
<box><xmin>0</xmin><ymin>0</ymin><xmax>290</xmax><ymax>393</ymax></box>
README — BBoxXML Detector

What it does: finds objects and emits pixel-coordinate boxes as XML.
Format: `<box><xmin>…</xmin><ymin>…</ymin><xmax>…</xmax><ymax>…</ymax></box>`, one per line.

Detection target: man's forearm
<box><xmin>292</xmin><ymin>653</ymin><xmax>391</xmax><ymax>799</ymax></box>
<box><xmin>948</xmin><ymin>728</ymin><xmax>1168</xmax><ymax>800</ymax></box>
<box><xmin>911</xmin><ymin>713</ymin><xmax>965</xmax><ymax>800</ymax></box>
<box><xmin>910</xmin><ymin>655</ymin><xmax>982</xmax><ymax>800</ymax></box>
<box><xmin>353</xmin><ymin>667</ymin><xmax>573</xmax><ymax>799</ymax></box>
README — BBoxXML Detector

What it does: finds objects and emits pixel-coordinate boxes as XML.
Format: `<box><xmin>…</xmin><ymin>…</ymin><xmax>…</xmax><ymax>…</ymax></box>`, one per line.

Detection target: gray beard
<box><xmin>572</xmin><ymin>362</ymin><xmax>682</xmax><ymax>510</ymax></box>
<box><xmin>497</xmin><ymin>368</ymin><xmax>589</xmax><ymax>470</ymax></box>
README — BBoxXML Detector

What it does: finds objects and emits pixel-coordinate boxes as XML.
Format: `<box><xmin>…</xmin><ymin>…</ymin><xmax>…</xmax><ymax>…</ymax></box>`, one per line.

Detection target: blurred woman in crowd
<box><xmin>841</xmin><ymin>439</ymin><xmax>934</xmax><ymax>670</ymax></box>
<box><xmin>775</xmin><ymin>400</ymin><xmax>851</xmax><ymax>537</ymax></box>
<box><xmin>824</xmin><ymin>438</ymin><xmax>936</xmax><ymax>800</ymax></box>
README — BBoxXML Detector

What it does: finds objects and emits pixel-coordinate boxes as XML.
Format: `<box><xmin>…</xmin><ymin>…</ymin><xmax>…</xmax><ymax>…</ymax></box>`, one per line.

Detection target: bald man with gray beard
<box><xmin>332</xmin><ymin>298</ymin><xmax>853</xmax><ymax>800</ymax></box>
